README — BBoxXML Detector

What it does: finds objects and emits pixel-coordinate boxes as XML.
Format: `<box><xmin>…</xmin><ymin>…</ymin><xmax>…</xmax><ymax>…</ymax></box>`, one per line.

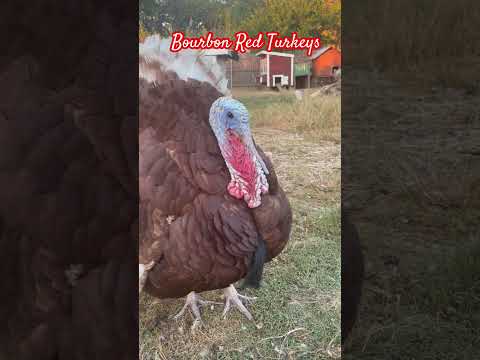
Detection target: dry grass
<box><xmin>345</xmin><ymin>0</ymin><xmax>480</xmax><ymax>88</ymax></box>
<box><xmin>140</xmin><ymin>88</ymin><xmax>341</xmax><ymax>359</ymax></box>
<box><xmin>233</xmin><ymin>89</ymin><xmax>341</xmax><ymax>143</ymax></box>
<box><xmin>343</xmin><ymin>0</ymin><xmax>480</xmax><ymax>96</ymax></box>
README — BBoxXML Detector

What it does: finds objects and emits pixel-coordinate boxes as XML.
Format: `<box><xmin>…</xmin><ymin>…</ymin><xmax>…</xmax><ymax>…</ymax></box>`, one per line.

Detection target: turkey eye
<box><xmin>227</xmin><ymin>111</ymin><xmax>234</xmax><ymax>118</ymax></box>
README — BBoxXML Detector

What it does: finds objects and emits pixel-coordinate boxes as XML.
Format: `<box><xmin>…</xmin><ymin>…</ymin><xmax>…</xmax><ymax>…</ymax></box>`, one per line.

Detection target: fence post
<box><xmin>230</xmin><ymin>58</ymin><xmax>233</xmax><ymax>89</ymax></box>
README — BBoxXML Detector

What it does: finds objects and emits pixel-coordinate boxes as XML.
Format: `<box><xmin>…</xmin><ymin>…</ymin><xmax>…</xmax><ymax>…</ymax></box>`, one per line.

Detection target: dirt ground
<box><xmin>342</xmin><ymin>70</ymin><xmax>480</xmax><ymax>358</ymax></box>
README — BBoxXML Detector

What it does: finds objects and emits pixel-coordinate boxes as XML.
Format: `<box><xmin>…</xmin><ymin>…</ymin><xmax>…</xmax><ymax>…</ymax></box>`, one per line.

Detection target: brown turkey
<box><xmin>139</xmin><ymin>36</ymin><xmax>292</xmax><ymax>327</ymax></box>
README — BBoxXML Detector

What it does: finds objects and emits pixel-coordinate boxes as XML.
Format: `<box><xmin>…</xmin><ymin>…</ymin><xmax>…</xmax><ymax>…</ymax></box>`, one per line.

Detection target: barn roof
<box><xmin>294</xmin><ymin>52</ymin><xmax>310</xmax><ymax>64</ymax></box>
<box><xmin>201</xmin><ymin>49</ymin><xmax>231</xmax><ymax>56</ymax></box>
<box><xmin>255</xmin><ymin>51</ymin><xmax>294</xmax><ymax>58</ymax></box>
<box><xmin>309</xmin><ymin>46</ymin><xmax>338</xmax><ymax>60</ymax></box>
<box><xmin>201</xmin><ymin>49</ymin><xmax>239</xmax><ymax>60</ymax></box>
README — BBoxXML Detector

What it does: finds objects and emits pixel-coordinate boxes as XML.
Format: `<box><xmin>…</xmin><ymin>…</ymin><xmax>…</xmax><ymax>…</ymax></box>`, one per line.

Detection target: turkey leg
<box><xmin>221</xmin><ymin>284</ymin><xmax>257</xmax><ymax>321</ymax></box>
<box><xmin>139</xmin><ymin>261</ymin><xmax>155</xmax><ymax>294</ymax></box>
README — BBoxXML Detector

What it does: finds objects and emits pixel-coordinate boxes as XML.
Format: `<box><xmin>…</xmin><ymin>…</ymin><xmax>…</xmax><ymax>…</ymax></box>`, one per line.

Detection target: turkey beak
<box><xmin>227</xmin><ymin>128</ymin><xmax>245</xmax><ymax>143</ymax></box>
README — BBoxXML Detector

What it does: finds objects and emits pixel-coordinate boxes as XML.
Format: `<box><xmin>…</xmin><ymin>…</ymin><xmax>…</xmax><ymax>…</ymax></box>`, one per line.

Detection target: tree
<box><xmin>219</xmin><ymin>0</ymin><xmax>264</xmax><ymax>36</ymax></box>
<box><xmin>140</xmin><ymin>0</ymin><xmax>167</xmax><ymax>34</ymax></box>
<box><xmin>139</xmin><ymin>0</ymin><xmax>228</xmax><ymax>36</ymax></box>
<box><xmin>138</xmin><ymin>0</ymin><xmax>341</xmax><ymax>47</ymax></box>
<box><xmin>240</xmin><ymin>0</ymin><xmax>340</xmax><ymax>47</ymax></box>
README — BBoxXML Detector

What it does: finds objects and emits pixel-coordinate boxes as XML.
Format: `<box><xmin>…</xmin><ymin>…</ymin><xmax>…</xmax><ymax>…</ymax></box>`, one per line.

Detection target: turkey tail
<box><xmin>139</xmin><ymin>35</ymin><xmax>230</xmax><ymax>95</ymax></box>
<box><xmin>242</xmin><ymin>235</ymin><xmax>268</xmax><ymax>289</ymax></box>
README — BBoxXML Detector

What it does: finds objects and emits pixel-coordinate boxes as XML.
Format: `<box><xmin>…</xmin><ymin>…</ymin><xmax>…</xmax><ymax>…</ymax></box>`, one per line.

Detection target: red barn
<box><xmin>310</xmin><ymin>46</ymin><xmax>341</xmax><ymax>78</ymax></box>
<box><xmin>256</xmin><ymin>51</ymin><xmax>294</xmax><ymax>88</ymax></box>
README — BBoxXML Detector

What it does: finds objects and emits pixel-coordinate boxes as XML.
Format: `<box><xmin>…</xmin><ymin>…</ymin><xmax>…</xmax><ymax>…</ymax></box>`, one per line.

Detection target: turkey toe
<box><xmin>172</xmin><ymin>291</ymin><xmax>222</xmax><ymax>329</ymax></box>
<box><xmin>222</xmin><ymin>285</ymin><xmax>256</xmax><ymax>321</ymax></box>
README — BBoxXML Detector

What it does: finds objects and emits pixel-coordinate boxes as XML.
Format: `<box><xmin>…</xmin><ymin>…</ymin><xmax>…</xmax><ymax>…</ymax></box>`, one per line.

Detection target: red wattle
<box><xmin>225</xmin><ymin>131</ymin><xmax>257</xmax><ymax>202</ymax></box>
<box><xmin>227</xmin><ymin>181</ymin><xmax>244</xmax><ymax>199</ymax></box>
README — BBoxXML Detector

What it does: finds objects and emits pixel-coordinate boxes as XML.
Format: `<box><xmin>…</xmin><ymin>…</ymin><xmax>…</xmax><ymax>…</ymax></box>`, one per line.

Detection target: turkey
<box><xmin>139</xmin><ymin>36</ymin><xmax>292</xmax><ymax>327</ymax></box>
<box><xmin>0</xmin><ymin>1</ymin><xmax>138</xmax><ymax>358</ymax></box>
<box><xmin>341</xmin><ymin>213</ymin><xmax>364</xmax><ymax>345</ymax></box>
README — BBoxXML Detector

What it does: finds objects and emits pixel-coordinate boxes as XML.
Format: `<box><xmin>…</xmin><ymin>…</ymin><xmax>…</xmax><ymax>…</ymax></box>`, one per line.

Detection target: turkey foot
<box><xmin>222</xmin><ymin>284</ymin><xmax>257</xmax><ymax>321</ymax></box>
<box><xmin>173</xmin><ymin>291</ymin><xmax>222</xmax><ymax>330</ymax></box>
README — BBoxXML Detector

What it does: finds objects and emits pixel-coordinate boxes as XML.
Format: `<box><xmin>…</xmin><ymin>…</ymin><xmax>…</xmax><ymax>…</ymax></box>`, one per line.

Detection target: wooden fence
<box><xmin>221</xmin><ymin>54</ymin><xmax>260</xmax><ymax>88</ymax></box>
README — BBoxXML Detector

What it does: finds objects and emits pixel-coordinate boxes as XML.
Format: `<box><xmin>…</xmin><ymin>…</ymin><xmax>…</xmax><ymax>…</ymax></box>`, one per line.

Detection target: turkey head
<box><xmin>209</xmin><ymin>97</ymin><xmax>269</xmax><ymax>208</ymax></box>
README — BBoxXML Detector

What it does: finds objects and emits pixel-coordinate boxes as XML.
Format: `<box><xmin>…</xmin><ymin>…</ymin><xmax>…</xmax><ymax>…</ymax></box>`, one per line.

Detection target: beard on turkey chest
<box><xmin>139</xmin><ymin>71</ymin><xmax>292</xmax><ymax>300</ymax></box>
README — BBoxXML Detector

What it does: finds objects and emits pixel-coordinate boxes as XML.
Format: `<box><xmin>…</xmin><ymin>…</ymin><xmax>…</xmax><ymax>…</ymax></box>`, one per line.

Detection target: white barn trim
<box><xmin>256</xmin><ymin>50</ymin><xmax>294</xmax><ymax>58</ymax></box>
<box><xmin>266</xmin><ymin>53</ymin><xmax>270</xmax><ymax>87</ymax></box>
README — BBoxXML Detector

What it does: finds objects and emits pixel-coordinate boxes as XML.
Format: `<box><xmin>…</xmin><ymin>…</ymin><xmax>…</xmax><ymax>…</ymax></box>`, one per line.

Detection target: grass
<box><xmin>140</xmin><ymin>88</ymin><xmax>341</xmax><ymax>359</ymax></box>
<box><xmin>234</xmin><ymin>89</ymin><xmax>341</xmax><ymax>144</ymax></box>
<box><xmin>345</xmin><ymin>226</ymin><xmax>480</xmax><ymax>359</ymax></box>
<box><xmin>345</xmin><ymin>0</ymin><xmax>480</xmax><ymax>90</ymax></box>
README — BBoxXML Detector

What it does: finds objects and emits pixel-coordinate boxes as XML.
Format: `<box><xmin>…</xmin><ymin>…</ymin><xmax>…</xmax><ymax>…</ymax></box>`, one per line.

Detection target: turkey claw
<box><xmin>222</xmin><ymin>284</ymin><xmax>257</xmax><ymax>321</ymax></box>
<box><xmin>172</xmin><ymin>291</ymin><xmax>222</xmax><ymax>331</ymax></box>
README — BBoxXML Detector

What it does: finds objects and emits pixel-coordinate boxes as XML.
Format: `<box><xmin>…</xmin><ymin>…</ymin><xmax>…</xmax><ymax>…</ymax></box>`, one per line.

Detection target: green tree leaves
<box><xmin>241</xmin><ymin>0</ymin><xmax>340</xmax><ymax>46</ymax></box>
<box><xmin>139</xmin><ymin>0</ymin><xmax>340</xmax><ymax>46</ymax></box>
